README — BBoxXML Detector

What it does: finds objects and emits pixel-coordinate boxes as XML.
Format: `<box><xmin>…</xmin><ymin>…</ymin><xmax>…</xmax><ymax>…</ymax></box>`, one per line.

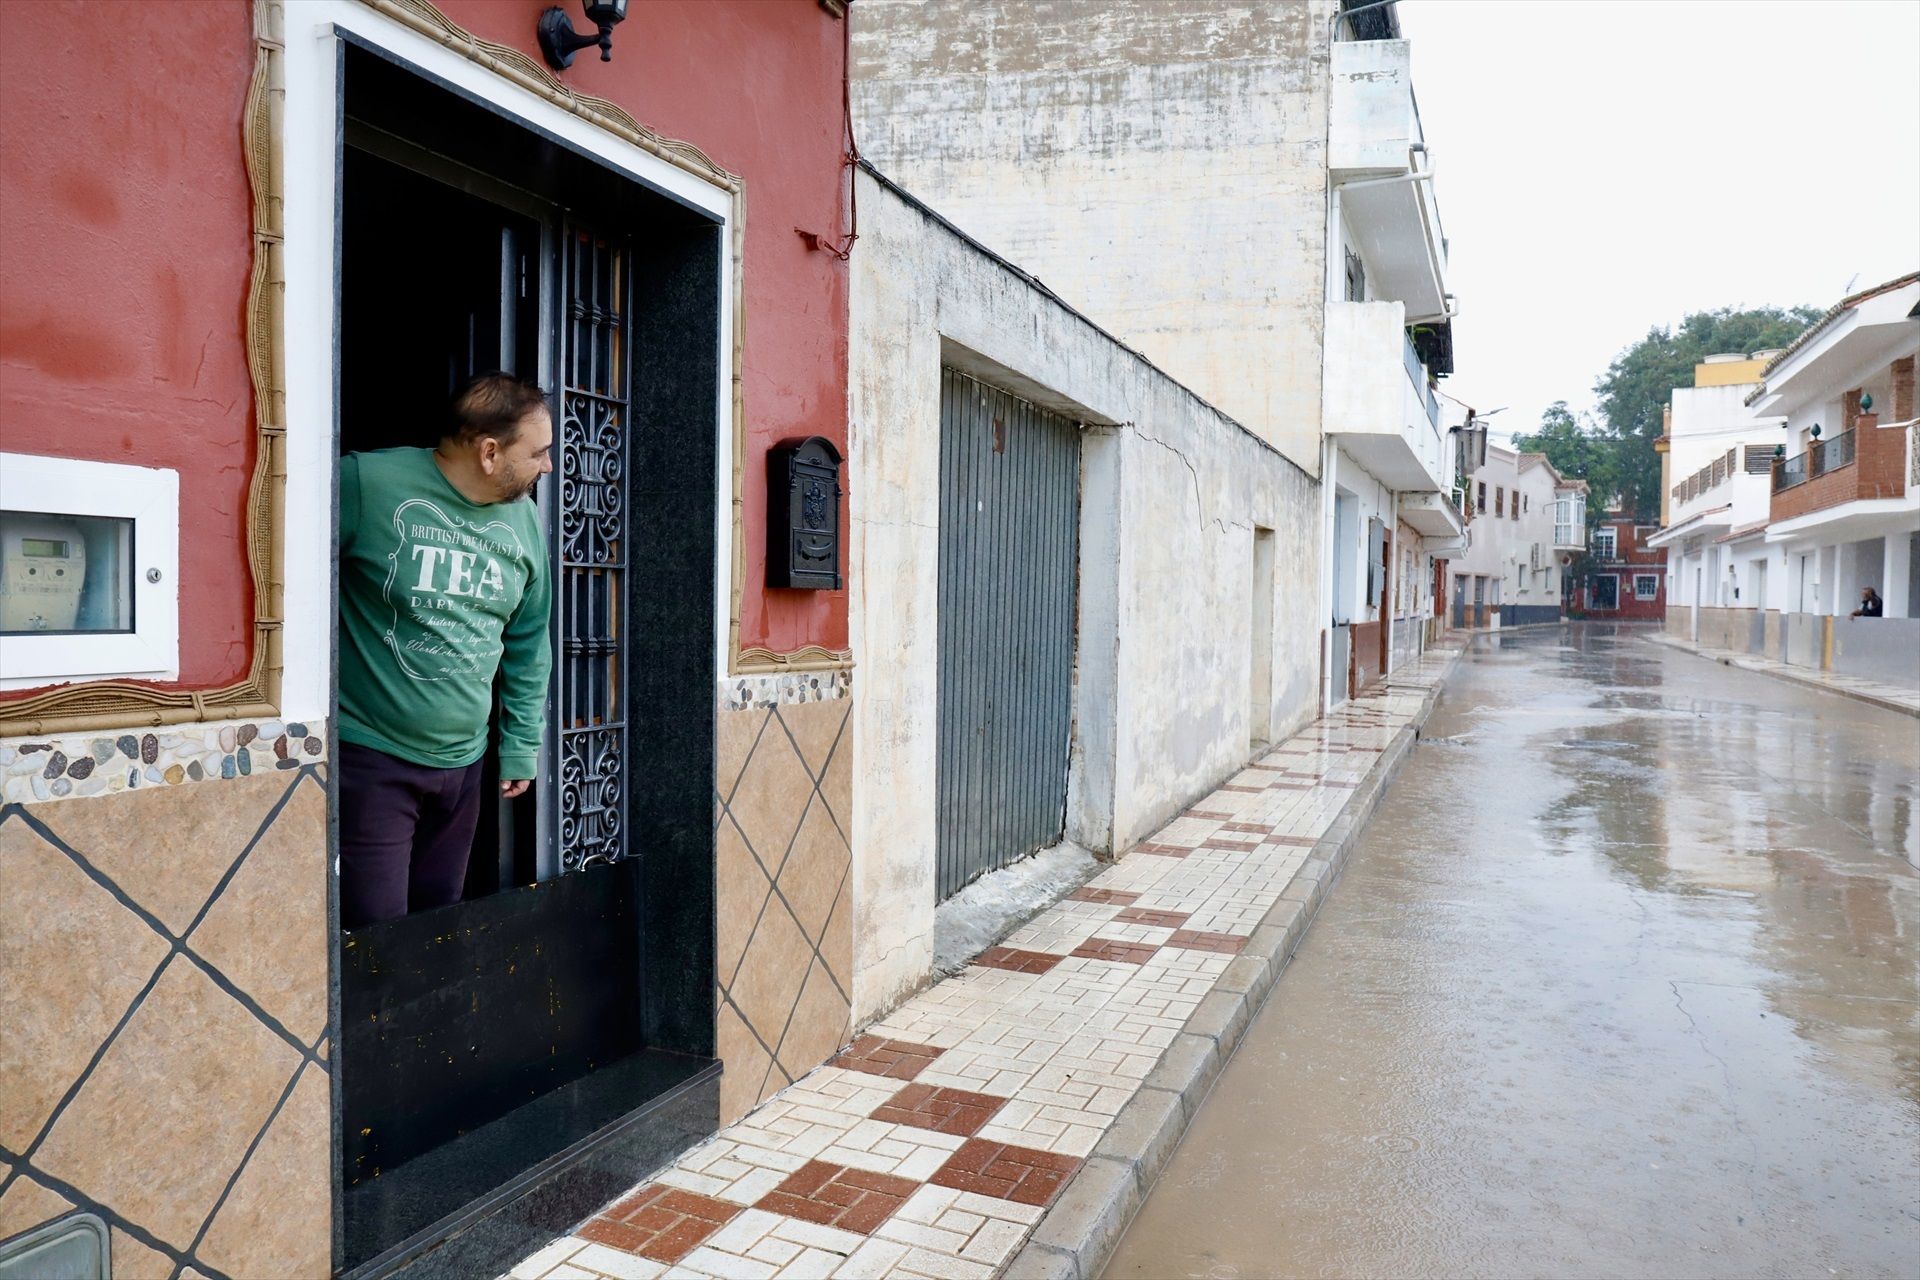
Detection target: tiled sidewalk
<box><xmin>1645</xmin><ymin>632</ymin><xmax>1920</xmax><ymax>717</ymax></box>
<box><xmin>510</xmin><ymin>650</ymin><xmax>1458</xmax><ymax>1280</ymax></box>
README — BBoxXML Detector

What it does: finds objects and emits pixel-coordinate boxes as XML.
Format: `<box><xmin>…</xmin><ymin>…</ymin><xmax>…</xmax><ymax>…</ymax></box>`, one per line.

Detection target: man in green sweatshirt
<box><xmin>336</xmin><ymin>373</ymin><xmax>555</xmax><ymax>928</ymax></box>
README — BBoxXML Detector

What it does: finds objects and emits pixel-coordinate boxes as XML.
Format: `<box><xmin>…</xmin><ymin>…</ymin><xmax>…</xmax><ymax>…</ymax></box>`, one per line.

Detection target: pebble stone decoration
<box><xmin>721</xmin><ymin>668</ymin><xmax>852</xmax><ymax>713</ymax></box>
<box><xmin>0</xmin><ymin>718</ymin><xmax>327</xmax><ymax>805</ymax></box>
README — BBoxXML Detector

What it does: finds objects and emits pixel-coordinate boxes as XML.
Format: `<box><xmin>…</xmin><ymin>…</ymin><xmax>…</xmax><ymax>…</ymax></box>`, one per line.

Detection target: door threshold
<box><xmin>344</xmin><ymin>1049</ymin><xmax>721</xmax><ymax>1280</ymax></box>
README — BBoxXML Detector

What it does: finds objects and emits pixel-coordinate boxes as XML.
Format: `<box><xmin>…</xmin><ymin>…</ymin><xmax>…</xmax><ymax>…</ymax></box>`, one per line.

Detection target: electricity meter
<box><xmin>0</xmin><ymin>514</ymin><xmax>88</xmax><ymax>633</ymax></box>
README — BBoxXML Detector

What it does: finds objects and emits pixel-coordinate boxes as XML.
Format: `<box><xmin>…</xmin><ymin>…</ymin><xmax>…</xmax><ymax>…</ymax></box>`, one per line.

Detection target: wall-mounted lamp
<box><xmin>538</xmin><ymin>0</ymin><xmax>629</xmax><ymax>70</ymax></box>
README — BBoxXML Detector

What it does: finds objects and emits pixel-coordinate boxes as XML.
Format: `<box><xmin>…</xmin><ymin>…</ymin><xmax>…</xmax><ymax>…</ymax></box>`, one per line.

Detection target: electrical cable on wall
<box><xmin>795</xmin><ymin>7</ymin><xmax>861</xmax><ymax>260</ymax></box>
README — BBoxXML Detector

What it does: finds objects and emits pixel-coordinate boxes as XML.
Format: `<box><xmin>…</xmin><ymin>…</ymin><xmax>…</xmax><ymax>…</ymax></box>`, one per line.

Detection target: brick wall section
<box><xmin>1894</xmin><ymin>356</ymin><xmax>1915</xmax><ymax>422</ymax></box>
<box><xmin>1771</xmin><ymin>408</ymin><xmax>1909</xmax><ymax>523</ymax></box>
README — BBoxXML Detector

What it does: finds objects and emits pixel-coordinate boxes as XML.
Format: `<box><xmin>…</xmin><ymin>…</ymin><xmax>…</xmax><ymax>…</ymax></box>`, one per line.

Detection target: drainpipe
<box><xmin>1388</xmin><ymin>488</ymin><xmax>1400</xmax><ymax>676</ymax></box>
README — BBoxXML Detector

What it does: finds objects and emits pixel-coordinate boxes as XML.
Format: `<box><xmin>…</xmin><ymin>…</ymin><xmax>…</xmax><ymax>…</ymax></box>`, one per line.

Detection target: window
<box><xmin>1495</xmin><ymin>486</ymin><xmax>1505</xmax><ymax>517</ymax></box>
<box><xmin>1477</xmin><ymin>481</ymin><xmax>1487</xmax><ymax>514</ymax></box>
<box><xmin>1593</xmin><ymin>527</ymin><xmax>1617</xmax><ymax>560</ymax></box>
<box><xmin>1</xmin><ymin>454</ymin><xmax>179</xmax><ymax>689</ymax></box>
<box><xmin>1634</xmin><ymin>574</ymin><xmax>1660</xmax><ymax>600</ymax></box>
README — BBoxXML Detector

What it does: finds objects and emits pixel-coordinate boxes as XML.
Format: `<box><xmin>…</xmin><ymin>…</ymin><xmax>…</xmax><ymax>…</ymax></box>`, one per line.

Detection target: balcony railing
<box><xmin>1775</xmin><ymin>449</ymin><xmax>1809</xmax><ymax>492</ymax></box>
<box><xmin>1814</xmin><ymin>429</ymin><xmax>1855</xmax><ymax>476</ymax></box>
<box><xmin>1402</xmin><ymin>330</ymin><xmax>1438</xmax><ymax>428</ymax></box>
<box><xmin>1777</xmin><ymin>431</ymin><xmax>1858</xmax><ymax>492</ymax></box>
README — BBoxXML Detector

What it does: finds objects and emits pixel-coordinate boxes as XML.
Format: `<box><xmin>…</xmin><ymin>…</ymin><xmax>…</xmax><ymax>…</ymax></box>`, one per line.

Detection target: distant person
<box><xmin>336</xmin><ymin>373</ymin><xmax>555</xmax><ymax>929</ymax></box>
<box><xmin>1851</xmin><ymin>587</ymin><xmax>1883</xmax><ymax>619</ymax></box>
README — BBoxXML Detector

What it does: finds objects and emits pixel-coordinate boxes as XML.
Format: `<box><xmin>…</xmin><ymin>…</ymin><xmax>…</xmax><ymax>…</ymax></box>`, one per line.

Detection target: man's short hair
<box><xmin>447</xmin><ymin>373</ymin><xmax>549</xmax><ymax>446</ymax></box>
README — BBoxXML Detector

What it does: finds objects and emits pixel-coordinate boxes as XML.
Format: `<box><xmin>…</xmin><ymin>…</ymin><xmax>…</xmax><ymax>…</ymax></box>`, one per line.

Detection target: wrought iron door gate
<box><xmin>935</xmin><ymin>368</ymin><xmax>1080</xmax><ymax>901</ymax></box>
<box><xmin>553</xmin><ymin>220</ymin><xmax>631</xmax><ymax>873</ymax></box>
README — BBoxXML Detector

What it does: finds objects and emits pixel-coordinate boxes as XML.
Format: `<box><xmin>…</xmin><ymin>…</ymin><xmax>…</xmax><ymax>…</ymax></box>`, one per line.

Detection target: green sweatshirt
<box><xmin>337</xmin><ymin>448</ymin><xmax>553</xmax><ymax>778</ymax></box>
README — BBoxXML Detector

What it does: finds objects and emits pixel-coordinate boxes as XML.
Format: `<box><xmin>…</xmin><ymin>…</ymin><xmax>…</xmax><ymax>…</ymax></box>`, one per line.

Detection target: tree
<box><xmin>1591</xmin><ymin>305</ymin><xmax>1821</xmax><ymax>518</ymax></box>
<box><xmin>1513</xmin><ymin>401</ymin><xmax>1620</xmax><ymax>523</ymax></box>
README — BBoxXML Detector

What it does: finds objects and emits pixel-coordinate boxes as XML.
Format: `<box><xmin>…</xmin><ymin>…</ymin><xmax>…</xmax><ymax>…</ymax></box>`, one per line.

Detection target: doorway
<box><xmin>333</xmin><ymin>42</ymin><xmax>723</xmax><ymax>1274</ymax></box>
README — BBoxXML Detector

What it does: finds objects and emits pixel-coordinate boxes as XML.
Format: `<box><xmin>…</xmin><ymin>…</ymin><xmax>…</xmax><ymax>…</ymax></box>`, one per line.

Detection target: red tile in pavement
<box><xmin>1067</xmin><ymin>887</ymin><xmax>1141</xmax><ymax>906</ymax></box>
<box><xmin>974</xmin><ymin>946</ymin><xmax>1064</xmax><ymax>974</ymax></box>
<box><xmin>1222</xmin><ymin>821</ymin><xmax>1271</xmax><ymax>834</ymax></box>
<box><xmin>1321</xmin><ymin>779</ymin><xmax>1359</xmax><ymax>788</ymax></box>
<box><xmin>1111</xmin><ymin>906</ymin><xmax>1190</xmax><ymax>928</ymax></box>
<box><xmin>930</xmin><ymin>1138</ymin><xmax>1080</xmax><ymax>1207</ymax></box>
<box><xmin>831</xmin><ymin>1035</ymin><xmax>945</xmax><ymax>1081</ymax></box>
<box><xmin>1132</xmin><ymin>842</ymin><xmax>1193</xmax><ymax>858</ymax></box>
<box><xmin>1265</xmin><ymin>834</ymin><xmax>1317</xmax><ymax>847</ymax></box>
<box><xmin>1265</xmin><ymin>781</ymin><xmax>1312</xmax><ymax>790</ymax></box>
<box><xmin>1071</xmin><ymin>937</ymin><xmax>1162</xmax><ymax>964</ymax></box>
<box><xmin>1201</xmin><ymin>836</ymin><xmax>1261</xmax><ymax>852</ymax></box>
<box><xmin>578</xmin><ymin>1183</ymin><xmax>742</xmax><ymax>1263</ymax></box>
<box><xmin>1219</xmin><ymin>784</ymin><xmax>1264</xmax><ymax>793</ymax></box>
<box><xmin>1165</xmin><ymin>930</ymin><xmax>1247</xmax><ymax>955</ymax></box>
<box><xmin>754</xmin><ymin>1161</ymin><xmax>918</xmax><ymax>1235</ymax></box>
<box><xmin>1182</xmin><ymin>807</ymin><xmax>1235</xmax><ymax>820</ymax></box>
<box><xmin>870</xmin><ymin>1082</ymin><xmax>1007</xmax><ymax>1136</ymax></box>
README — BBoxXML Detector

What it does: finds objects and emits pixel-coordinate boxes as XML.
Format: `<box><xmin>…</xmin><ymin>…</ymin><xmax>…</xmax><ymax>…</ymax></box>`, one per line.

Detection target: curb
<box><xmin>1644</xmin><ymin>632</ymin><xmax>1918</xmax><ymax>719</ymax></box>
<box><xmin>1004</xmin><ymin>654</ymin><xmax>1461</xmax><ymax>1280</ymax></box>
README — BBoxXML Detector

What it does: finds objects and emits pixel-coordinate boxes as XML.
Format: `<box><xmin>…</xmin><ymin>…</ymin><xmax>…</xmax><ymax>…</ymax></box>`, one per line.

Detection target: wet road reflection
<box><xmin>1104</xmin><ymin>624</ymin><xmax>1920</xmax><ymax>1280</ymax></box>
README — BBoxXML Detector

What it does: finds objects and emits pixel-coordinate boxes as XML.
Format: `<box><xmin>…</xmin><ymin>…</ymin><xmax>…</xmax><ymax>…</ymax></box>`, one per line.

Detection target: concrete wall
<box><xmin>1831</xmin><ymin>616</ymin><xmax>1920</xmax><ymax>689</ymax></box>
<box><xmin>851</xmin><ymin>0</ymin><xmax>1337</xmax><ymax>474</ymax></box>
<box><xmin>848</xmin><ymin>171</ymin><xmax>1322</xmax><ymax>1019</ymax></box>
<box><xmin>1690</xmin><ymin>606</ymin><xmax>1920</xmax><ymax>692</ymax></box>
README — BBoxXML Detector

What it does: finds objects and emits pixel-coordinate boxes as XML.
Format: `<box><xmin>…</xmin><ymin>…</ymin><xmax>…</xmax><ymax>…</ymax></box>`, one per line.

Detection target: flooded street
<box><xmin>1105</xmin><ymin>624</ymin><xmax>1920</xmax><ymax>1280</ymax></box>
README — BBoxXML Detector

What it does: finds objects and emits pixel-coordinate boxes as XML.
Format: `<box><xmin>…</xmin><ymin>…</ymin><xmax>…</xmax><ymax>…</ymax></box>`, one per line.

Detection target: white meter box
<box><xmin>1</xmin><ymin>453</ymin><xmax>179</xmax><ymax>690</ymax></box>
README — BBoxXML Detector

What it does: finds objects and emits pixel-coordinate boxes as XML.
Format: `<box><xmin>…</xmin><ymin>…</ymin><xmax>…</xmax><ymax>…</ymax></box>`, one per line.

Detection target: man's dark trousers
<box><xmin>338</xmin><ymin>741</ymin><xmax>485</xmax><ymax>929</ymax></box>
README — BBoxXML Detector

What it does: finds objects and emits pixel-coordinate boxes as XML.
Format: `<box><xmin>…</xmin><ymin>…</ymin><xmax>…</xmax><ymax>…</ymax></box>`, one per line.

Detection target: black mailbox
<box><xmin>766</xmin><ymin>436</ymin><xmax>843</xmax><ymax>590</ymax></box>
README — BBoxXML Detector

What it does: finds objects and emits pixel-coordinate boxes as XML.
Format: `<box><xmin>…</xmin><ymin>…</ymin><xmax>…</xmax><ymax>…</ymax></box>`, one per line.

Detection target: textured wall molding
<box><xmin>1</xmin><ymin>716</ymin><xmax>327</xmax><ymax>806</ymax></box>
<box><xmin>0</xmin><ymin>2</ymin><xmax>288</xmax><ymax>739</ymax></box>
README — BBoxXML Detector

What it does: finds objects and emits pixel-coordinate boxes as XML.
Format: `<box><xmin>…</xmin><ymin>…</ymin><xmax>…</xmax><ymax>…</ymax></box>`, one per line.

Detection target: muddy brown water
<box><xmin>1105</xmin><ymin>624</ymin><xmax>1920</xmax><ymax>1280</ymax></box>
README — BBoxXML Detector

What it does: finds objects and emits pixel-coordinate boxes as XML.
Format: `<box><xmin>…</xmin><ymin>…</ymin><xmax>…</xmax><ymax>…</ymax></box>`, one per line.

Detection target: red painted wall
<box><xmin>0</xmin><ymin>1</ymin><xmax>259</xmax><ymax>692</ymax></box>
<box><xmin>0</xmin><ymin>0</ymin><xmax>850</xmax><ymax>709</ymax></box>
<box><xmin>443</xmin><ymin>0</ymin><xmax>852</xmax><ymax>657</ymax></box>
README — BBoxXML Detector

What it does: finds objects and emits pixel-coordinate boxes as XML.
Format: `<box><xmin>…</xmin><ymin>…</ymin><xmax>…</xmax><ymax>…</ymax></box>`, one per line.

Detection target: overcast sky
<box><xmin>1398</xmin><ymin>0</ymin><xmax>1920</xmax><ymax>443</ymax></box>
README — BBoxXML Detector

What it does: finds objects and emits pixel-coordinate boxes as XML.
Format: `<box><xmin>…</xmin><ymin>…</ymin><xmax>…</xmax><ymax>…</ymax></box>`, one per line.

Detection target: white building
<box><xmin>852</xmin><ymin>0</ymin><xmax>1465</xmax><ymax>711</ymax></box>
<box><xmin>1448</xmin><ymin>444</ymin><xmax>1584</xmax><ymax>627</ymax></box>
<box><xmin>1647</xmin><ymin>354</ymin><xmax>1784</xmax><ymax>629</ymax></box>
<box><xmin>1660</xmin><ymin>272</ymin><xmax>1919</xmax><ymax>692</ymax></box>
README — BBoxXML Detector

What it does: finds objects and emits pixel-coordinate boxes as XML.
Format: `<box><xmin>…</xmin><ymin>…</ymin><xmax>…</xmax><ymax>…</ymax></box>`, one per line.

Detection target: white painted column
<box><xmin>1884</xmin><ymin>531</ymin><xmax>1913</xmax><ymax>618</ymax></box>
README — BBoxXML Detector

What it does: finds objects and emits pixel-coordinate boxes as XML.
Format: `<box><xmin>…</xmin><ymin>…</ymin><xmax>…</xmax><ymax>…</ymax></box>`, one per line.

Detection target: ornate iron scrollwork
<box><xmin>556</xmin><ymin>223</ymin><xmax>631</xmax><ymax>871</ymax></box>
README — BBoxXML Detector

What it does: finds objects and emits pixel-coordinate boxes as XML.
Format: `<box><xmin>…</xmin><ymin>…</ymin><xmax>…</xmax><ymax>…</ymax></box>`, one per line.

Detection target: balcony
<box><xmin>1550</xmin><ymin>496</ymin><xmax>1586</xmax><ymax>551</ymax></box>
<box><xmin>1324</xmin><ymin>299</ymin><xmax>1450</xmax><ymax>493</ymax></box>
<box><xmin>1399</xmin><ymin>489</ymin><xmax>1465</xmax><ymax>540</ymax></box>
<box><xmin>1330</xmin><ymin>39</ymin><xmax>1449</xmax><ymax>319</ymax></box>
<box><xmin>1770</xmin><ymin>415</ymin><xmax>1909</xmax><ymax>528</ymax></box>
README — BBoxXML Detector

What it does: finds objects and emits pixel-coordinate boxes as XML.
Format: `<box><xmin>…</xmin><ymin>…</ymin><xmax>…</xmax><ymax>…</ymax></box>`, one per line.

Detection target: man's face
<box><xmin>483</xmin><ymin>409</ymin><xmax>555</xmax><ymax>504</ymax></box>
